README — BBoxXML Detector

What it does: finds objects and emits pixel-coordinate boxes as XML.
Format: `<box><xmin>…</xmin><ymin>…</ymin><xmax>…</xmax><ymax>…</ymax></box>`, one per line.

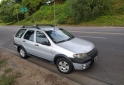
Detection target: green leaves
<box><xmin>22</xmin><ymin>0</ymin><xmax>45</xmax><ymax>12</ymax></box>
<box><xmin>68</xmin><ymin>0</ymin><xmax>111</xmax><ymax>24</ymax></box>
<box><xmin>0</xmin><ymin>0</ymin><xmax>25</xmax><ymax>23</ymax></box>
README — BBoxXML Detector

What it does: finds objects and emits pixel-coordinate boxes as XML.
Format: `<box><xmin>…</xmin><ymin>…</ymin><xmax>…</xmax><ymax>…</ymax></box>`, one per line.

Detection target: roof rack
<box><xmin>36</xmin><ymin>24</ymin><xmax>55</xmax><ymax>27</ymax></box>
<box><xmin>22</xmin><ymin>26</ymin><xmax>36</xmax><ymax>28</ymax></box>
<box><xmin>22</xmin><ymin>25</ymin><xmax>40</xmax><ymax>29</ymax></box>
<box><xmin>22</xmin><ymin>24</ymin><xmax>54</xmax><ymax>29</ymax></box>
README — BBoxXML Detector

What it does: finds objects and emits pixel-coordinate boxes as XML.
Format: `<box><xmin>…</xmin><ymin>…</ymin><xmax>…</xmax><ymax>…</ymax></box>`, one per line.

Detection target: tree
<box><xmin>0</xmin><ymin>0</ymin><xmax>16</xmax><ymax>22</ymax></box>
<box><xmin>0</xmin><ymin>0</ymin><xmax>24</xmax><ymax>23</ymax></box>
<box><xmin>15</xmin><ymin>0</ymin><xmax>22</xmax><ymax>3</ymax></box>
<box><xmin>55</xmin><ymin>0</ymin><xmax>66</xmax><ymax>3</ymax></box>
<box><xmin>22</xmin><ymin>0</ymin><xmax>46</xmax><ymax>13</ymax></box>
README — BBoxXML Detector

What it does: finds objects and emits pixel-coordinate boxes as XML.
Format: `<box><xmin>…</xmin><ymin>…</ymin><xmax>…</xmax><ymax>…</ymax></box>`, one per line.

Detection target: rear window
<box><xmin>15</xmin><ymin>29</ymin><xmax>26</xmax><ymax>38</ymax></box>
<box><xmin>24</xmin><ymin>30</ymin><xmax>34</xmax><ymax>41</ymax></box>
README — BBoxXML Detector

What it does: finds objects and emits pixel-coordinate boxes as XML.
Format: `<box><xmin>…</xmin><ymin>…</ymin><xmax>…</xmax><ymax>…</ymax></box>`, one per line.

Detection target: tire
<box><xmin>19</xmin><ymin>47</ymin><xmax>29</xmax><ymax>59</ymax></box>
<box><xmin>56</xmin><ymin>58</ymin><xmax>73</xmax><ymax>74</ymax></box>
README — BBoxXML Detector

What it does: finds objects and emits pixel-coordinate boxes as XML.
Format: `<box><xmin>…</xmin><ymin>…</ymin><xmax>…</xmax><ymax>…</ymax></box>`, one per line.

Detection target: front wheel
<box><xmin>19</xmin><ymin>47</ymin><xmax>29</xmax><ymax>59</ymax></box>
<box><xmin>56</xmin><ymin>58</ymin><xmax>73</xmax><ymax>74</ymax></box>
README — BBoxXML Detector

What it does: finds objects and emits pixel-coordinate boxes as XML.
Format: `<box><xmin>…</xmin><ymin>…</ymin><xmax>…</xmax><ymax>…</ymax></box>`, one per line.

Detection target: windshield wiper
<box><xmin>56</xmin><ymin>40</ymin><xmax>66</xmax><ymax>43</ymax></box>
<box><xmin>65</xmin><ymin>37</ymin><xmax>74</xmax><ymax>41</ymax></box>
<box><xmin>56</xmin><ymin>37</ymin><xmax>75</xmax><ymax>43</ymax></box>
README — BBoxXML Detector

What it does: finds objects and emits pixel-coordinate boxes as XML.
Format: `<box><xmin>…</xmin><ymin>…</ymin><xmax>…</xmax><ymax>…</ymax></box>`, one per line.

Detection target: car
<box><xmin>13</xmin><ymin>24</ymin><xmax>98</xmax><ymax>74</ymax></box>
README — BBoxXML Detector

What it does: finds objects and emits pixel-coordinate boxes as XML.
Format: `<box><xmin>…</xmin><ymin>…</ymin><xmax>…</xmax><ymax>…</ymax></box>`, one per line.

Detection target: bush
<box><xmin>57</xmin><ymin>15</ymin><xmax>66</xmax><ymax>24</ymax></box>
<box><xmin>116</xmin><ymin>5</ymin><xmax>124</xmax><ymax>14</ymax></box>
<box><xmin>67</xmin><ymin>0</ymin><xmax>111</xmax><ymax>24</ymax></box>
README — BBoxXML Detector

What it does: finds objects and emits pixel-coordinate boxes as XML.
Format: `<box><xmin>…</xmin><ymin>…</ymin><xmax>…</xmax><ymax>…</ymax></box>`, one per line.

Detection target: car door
<box><xmin>34</xmin><ymin>31</ymin><xmax>53</xmax><ymax>61</ymax></box>
<box><xmin>22</xmin><ymin>30</ymin><xmax>36</xmax><ymax>55</ymax></box>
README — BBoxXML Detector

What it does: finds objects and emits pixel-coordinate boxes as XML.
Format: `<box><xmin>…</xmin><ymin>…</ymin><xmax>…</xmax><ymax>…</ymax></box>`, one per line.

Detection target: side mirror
<box><xmin>41</xmin><ymin>41</ymin><xmax>51</xmax><ymax>46</ymax></box>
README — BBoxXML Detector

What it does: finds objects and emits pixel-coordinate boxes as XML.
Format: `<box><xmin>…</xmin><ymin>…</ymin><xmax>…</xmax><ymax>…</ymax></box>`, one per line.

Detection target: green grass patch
<box><xmin>0</xmin><ymin>68</ymin><xmax>21</xmax><ymax>85</ymax></box>
<box><xmin>0</xmin><ymin>59</ymin><xmax>21</xmax><ymax>85</ymax></box>
<box><xmin>80</xmin><ymin>15</ymin><xmax>124</xmax><ymax>26</ymax></box>
<box><xmin>4</xmin><ymin>68</ymin><xmax>12</xmax><ymax>74</ymax></box>
<box><xmin>0</xmin><ymin>59</ymin><xmax>7</xmax><ymax>66</ymax></box>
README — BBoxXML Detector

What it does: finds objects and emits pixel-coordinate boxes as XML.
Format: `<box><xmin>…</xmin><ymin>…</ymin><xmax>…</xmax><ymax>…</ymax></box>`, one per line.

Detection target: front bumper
<box><xmin>70</xmin><ymin>48</ymin><xmax>98</xmax><ymax>70</ymax></box>
<box><xmin>73</xmin><ymin>56</ymin><xmax>97</xmax><ymax>70</ymax></box>
<box><xmin>73</xmin><ymin>61</ymin><xmax>91</xmax><ymax>70</ymax></box>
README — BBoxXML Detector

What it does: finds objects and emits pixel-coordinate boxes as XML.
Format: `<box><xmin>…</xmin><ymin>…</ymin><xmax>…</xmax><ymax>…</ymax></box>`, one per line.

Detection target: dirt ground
<box><xmin>0</xmin><ymin>50</ymin><xmax>80</xmax><ymax>85</ymax></box>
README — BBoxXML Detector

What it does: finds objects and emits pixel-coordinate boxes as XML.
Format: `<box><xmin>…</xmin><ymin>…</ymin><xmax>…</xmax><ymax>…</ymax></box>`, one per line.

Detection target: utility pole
<box><xmin>54</xmin><ymin>0</ymin><xmax>56</xmax><ymax>26</ymax></box>
<box><xmin>16</xmin><ymin>8</ymin><xmax>19</xmax><ymax>26</ymax></box>
<box><xmin>46</xmin><ymin>0</ymin><xmax>56</xmax><ymax>26</ymax></box>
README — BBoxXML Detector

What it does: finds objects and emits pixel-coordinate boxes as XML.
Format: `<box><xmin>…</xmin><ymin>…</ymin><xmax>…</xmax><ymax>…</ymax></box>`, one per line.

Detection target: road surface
<box><xmin>0</xmin><ymin>26</ymin><xmax>124</xmax><ymax>85</ymax></box>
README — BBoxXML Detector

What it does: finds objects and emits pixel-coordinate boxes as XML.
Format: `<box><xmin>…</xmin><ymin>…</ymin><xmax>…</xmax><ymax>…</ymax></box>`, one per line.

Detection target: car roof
<box><xmin>21</xmin><ymin>25</ymin><xmax>59</xmax><ymax>31</ymax></box>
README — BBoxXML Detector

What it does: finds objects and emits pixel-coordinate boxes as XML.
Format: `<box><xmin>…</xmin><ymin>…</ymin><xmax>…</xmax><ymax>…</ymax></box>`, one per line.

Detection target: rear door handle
<box><xmin>35</xmin><ymin>44</ymin><xmax>39</xmax><ymax>47</ymax></box>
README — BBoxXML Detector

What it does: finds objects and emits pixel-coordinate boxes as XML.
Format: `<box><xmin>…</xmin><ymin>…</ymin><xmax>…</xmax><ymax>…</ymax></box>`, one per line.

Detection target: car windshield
<box><xmin>45</xmin><ymin>28</ymin><xmax>75</xmax><ymax>43</ymax></box>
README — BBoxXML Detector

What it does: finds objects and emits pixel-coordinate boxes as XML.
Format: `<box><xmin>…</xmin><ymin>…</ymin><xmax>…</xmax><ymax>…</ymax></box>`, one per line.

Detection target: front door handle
<box><xmin>23</xmin><ymin>40</ymin><xmax>25</xmax><ymax>42</ymax></box>
<box><xmin>35</xmin><ymin>44</ymin><xmax>39</xmax><ymax>47</ymax></box>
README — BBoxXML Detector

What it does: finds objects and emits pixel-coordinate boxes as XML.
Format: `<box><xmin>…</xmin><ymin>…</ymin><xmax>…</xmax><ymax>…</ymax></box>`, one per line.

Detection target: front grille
<box><xmin>87</xmin><ymin>48</ymin><xmax>97</xmax><ymax>57</ymax></box>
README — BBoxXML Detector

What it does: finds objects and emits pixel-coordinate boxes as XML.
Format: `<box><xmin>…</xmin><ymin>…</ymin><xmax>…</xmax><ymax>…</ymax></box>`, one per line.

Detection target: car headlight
<box><xmin>73</xmin><ymin>53</ymin><xmax>88</xmax><ymax>59</ymax></box>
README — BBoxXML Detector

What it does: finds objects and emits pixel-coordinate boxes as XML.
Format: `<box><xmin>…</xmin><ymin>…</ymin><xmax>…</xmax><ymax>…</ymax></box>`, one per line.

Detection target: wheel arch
<box><xmin>54</xmin><ymin>54</ymin><xmax>73</xmax><ymax>65</ymax></box>
<box><xmin>17</xmin><ymin>45</ymin><xmax>26</xmax><ymax>52</ymax></box>
<box><xmin>54</xmin><ymin>54</ymin><xmax>74</xmax><ymax>74</ymax></box>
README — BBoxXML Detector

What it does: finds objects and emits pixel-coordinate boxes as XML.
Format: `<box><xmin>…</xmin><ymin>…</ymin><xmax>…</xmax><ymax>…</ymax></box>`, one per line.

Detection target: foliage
<box><xmin>80</xmin><ymin>15</ymin><xmax>124</xmax><ymax>26</ymax></box>
<box><xmin>15</xmin><ymin>0</ymin><xmax>22</xmax><ymax>3</ymax></box>
<box><xmin>110</xmin><ymin>0</ymin><xmax>124</xmax><ymax>14</ymax></box>
<box><xmin>1</xmin><ymin>0</ymin><xmax>124</xmax><ymax>26</ymax></box>
<box><xmin>0</xmin><ymin>0</ymin><xmax>24</xmax><ymax>23</ymax></box>
<box><xmin>0</xmin><ymin>69</ymin><xmax>21</xmax><ymax>85</ymax></box>
<box><xmin>55</xmin><ymin>0</ymin><xmax>66</xmax><ymax>3</ymax></box>
<box><xmin>56</xmin><ymin>2</ymin><xmax>70</xmax><ymax>24</ymax></box>
<box><xmin>67</xmin><ymin>0</ymin><xmax>111</xmax><ymax>23</ymax></box>
<box><xmin>22</xmin><ymin>0</ymin><xmax>45</xmax><ymax>13</ymax></box>
<box><xmin>0</xmin><ymin>0</ymin><xmax>15</xmax><ymax>22</ymax></box>
<box><xmin>27</xmin><ymin>1</ymin><xmax>70</xmax><ymax>25</ymax></box>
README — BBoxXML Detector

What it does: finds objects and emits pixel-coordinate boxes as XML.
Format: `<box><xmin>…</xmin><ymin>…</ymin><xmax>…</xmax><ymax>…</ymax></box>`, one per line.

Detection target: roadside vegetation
<box><xmin>0</xmin><ymin>59</ymin><xmax>21</xmax><ymax>85</ymax></box>
<box><xmin>0</xmin><ymin>0</ymin><xmax>124</xmax><ymax>26</ymax></box>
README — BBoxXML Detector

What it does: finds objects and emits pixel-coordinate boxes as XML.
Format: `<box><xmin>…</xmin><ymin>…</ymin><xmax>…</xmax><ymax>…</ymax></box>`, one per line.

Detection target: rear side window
<box><xmin>15</xmin><ymin>29</ymin><xmax>26</xmax><ymax>38</ymax></box>
<box><xmin>24</xmin><ymin>30</ymin><xmax>34</xmax><ymax>41</ymax></box>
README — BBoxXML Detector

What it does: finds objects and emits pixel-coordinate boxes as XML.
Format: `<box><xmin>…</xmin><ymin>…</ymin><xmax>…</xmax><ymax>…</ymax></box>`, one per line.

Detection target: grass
<box><xmin>17</xmin><ymin>1</ymin><xmax>70</xmax><ymax>26</ymax></box>
<box><xmin>0</xmin><ymin>71</ymin><xmax>21</xmax><ymax>85</ymax></box>
<box><xmin>4</xmin><ymin>68</ymin><xmax>12</xmax><ymax>74</ymax></box>
<box><xmin>0</xmin><ymin>60</ymin><xmax>21</xmax><ymax>85</ymax></box>
<box><xmin>80</xmin><ymin>15</ymin><xmax>124</xmax><ymax>26</ymax></box>
<box><xmin>0</xmin><ymin>59</ymin><xmax>7</xmax><ymax>66</ymax></box>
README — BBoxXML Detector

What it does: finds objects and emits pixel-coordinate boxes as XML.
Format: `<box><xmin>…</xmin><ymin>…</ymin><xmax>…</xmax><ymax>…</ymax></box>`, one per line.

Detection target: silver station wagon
<box><xmin>14</xmin><ymin>25</ymin><xmax>98</xmax><ymax>74</ymax></box>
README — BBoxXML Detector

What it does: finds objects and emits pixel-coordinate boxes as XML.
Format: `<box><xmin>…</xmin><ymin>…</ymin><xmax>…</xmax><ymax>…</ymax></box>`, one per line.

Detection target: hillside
<box><xmin>0</xmin><ymin>0</ymin><xmax>124</xmax><ymax>26</ymax></box>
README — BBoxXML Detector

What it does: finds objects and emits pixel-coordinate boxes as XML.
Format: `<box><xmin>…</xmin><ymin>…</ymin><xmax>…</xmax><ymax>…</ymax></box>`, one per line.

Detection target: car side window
<box><xmin>24</xmin><ymin>30</ymin><xmax>34</xmax><ymax>41</ymax></box>
<box><xmin>15</xmin><ymin>29</ymin><xmax>26</xmax><ymax>38</ymax></box>
<box><xmin>36</xmin><ymin>31</ymin><xmax>49</xmax><ymax>44</ymax></box>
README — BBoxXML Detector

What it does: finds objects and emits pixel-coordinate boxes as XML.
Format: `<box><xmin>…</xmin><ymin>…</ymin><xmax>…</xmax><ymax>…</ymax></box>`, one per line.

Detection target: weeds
<box><xmin>0</xmin><ymin>68</ymin><xmax>21</xmax><ymax>85</ymax></box>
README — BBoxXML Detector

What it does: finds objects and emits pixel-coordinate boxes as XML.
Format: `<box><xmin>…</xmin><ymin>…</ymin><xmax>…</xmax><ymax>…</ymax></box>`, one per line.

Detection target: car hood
<box><xmin>57</xmin><ymin>37</ymin><xmax>94</xmax><ymax>53</ymax></box>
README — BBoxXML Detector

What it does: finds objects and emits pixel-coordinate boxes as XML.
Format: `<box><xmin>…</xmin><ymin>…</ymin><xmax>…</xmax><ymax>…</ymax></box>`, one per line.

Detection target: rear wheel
<box><xmin>19</xmin><ymin>47</ymin><xmax>29</xmax><ymax>59</ymax></box>
<box><xmin>56</xmin><ymin>58</ymin><xmax>73</xmax><ymax>74</ymax></box>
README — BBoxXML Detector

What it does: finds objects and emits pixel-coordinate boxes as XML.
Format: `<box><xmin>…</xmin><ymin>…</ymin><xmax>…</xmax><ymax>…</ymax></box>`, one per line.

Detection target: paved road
<box><xmin>0</xmin><ymin>26</ymin><xmax>124</xmax><ymax>85</ymax></box>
